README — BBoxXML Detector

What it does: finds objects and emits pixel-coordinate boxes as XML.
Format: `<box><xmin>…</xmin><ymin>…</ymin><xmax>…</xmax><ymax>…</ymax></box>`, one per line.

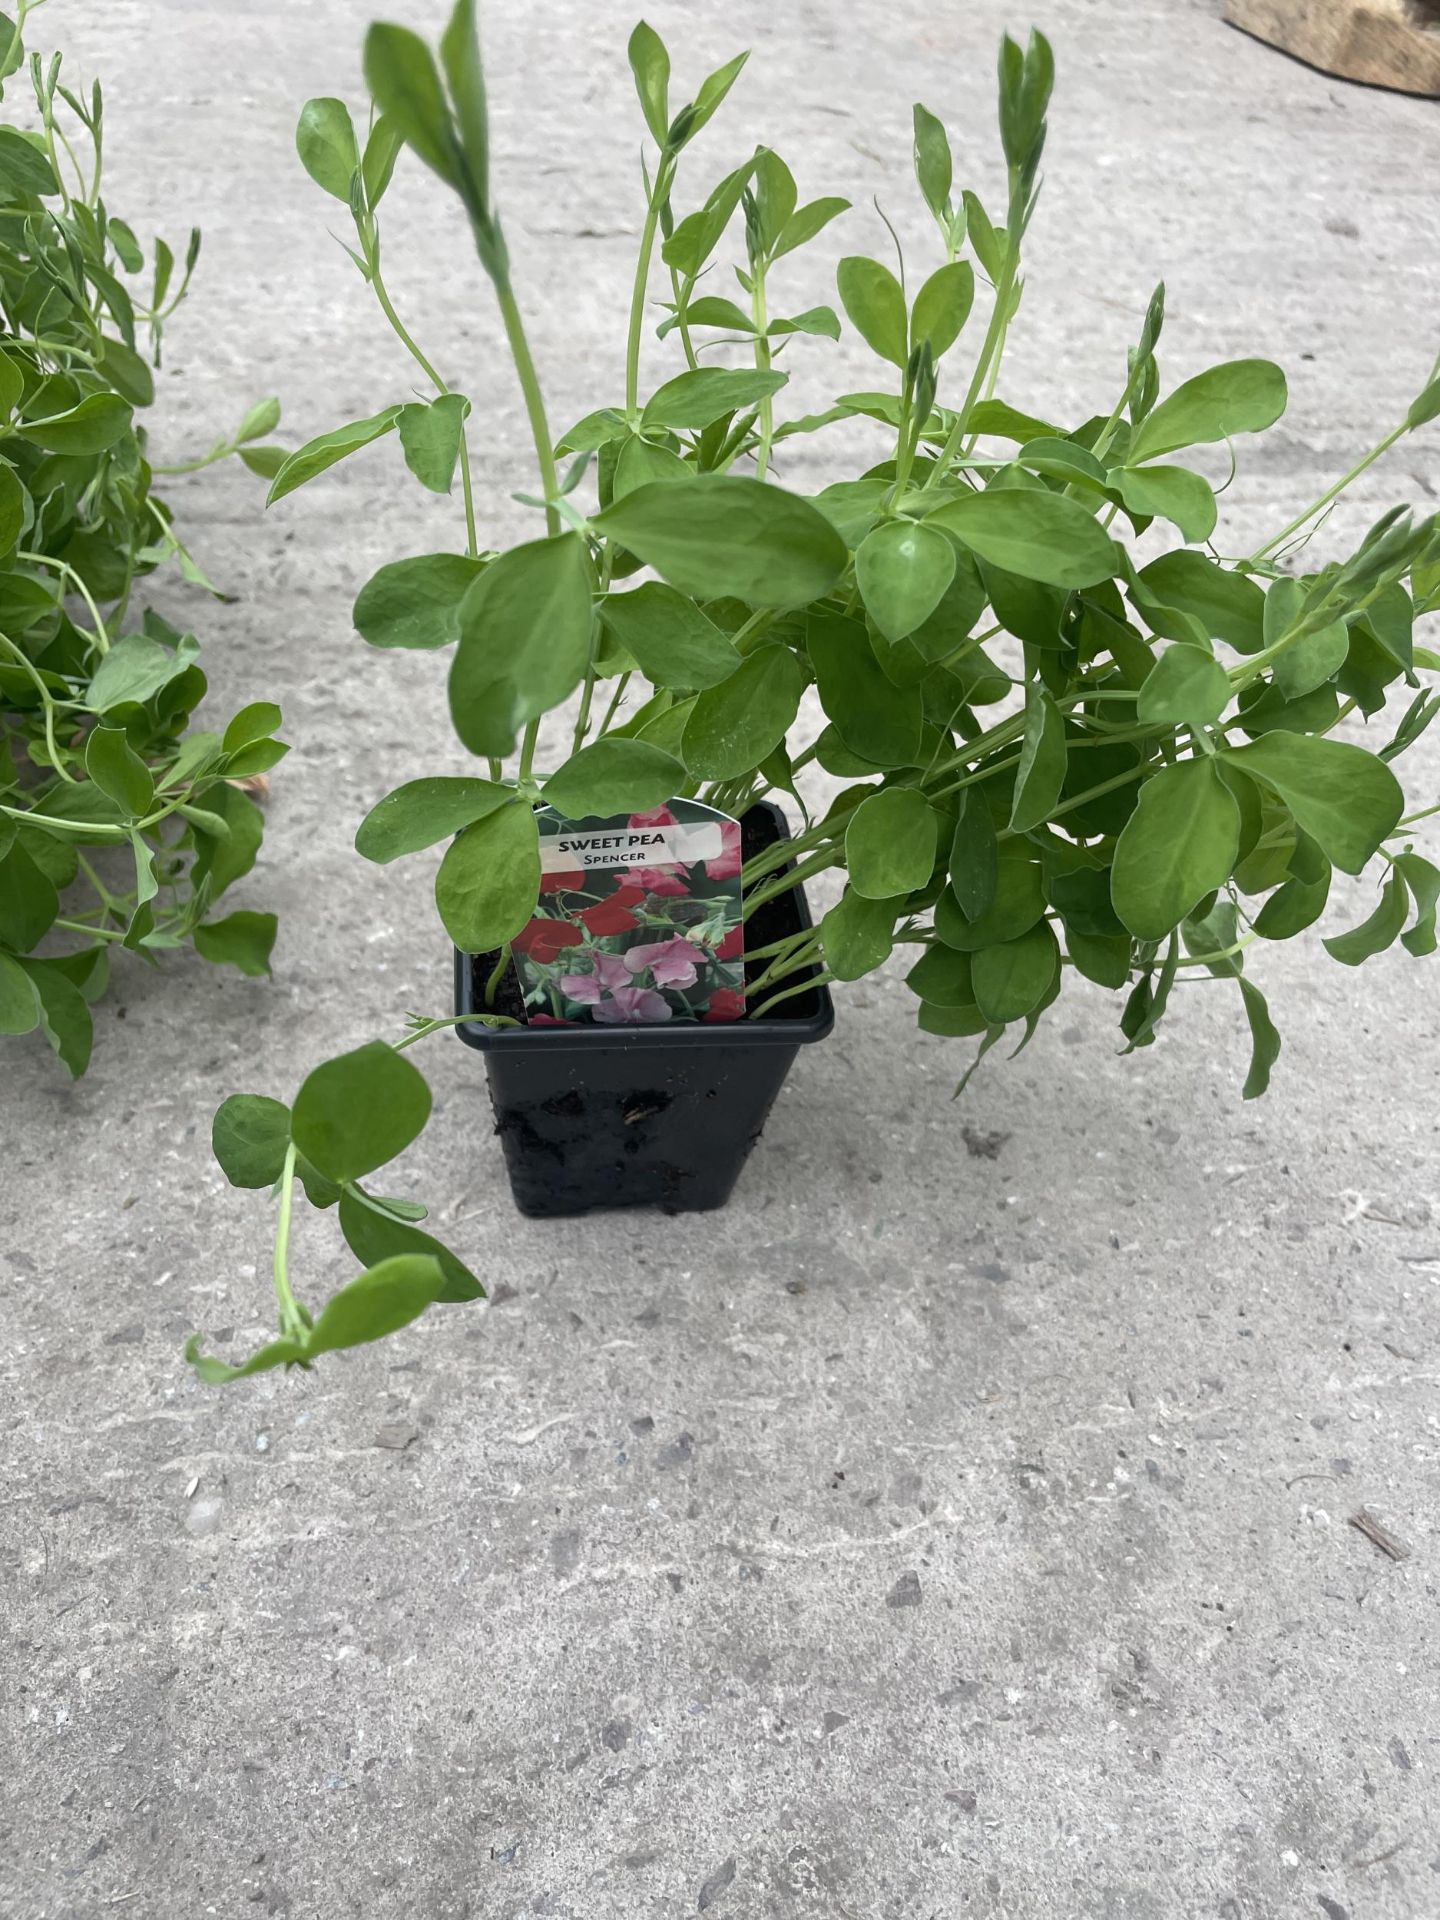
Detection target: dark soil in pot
<box><xmin>454</xmin><ymin>802</ymin><xmax>834</xmax><ymax>1217</ymax></box>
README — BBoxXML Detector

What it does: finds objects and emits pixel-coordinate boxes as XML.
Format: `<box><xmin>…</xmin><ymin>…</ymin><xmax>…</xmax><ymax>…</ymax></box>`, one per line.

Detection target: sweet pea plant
<box><xmin>0</xmin><ymin>2</ymin><xmax>288</xmax><ymax>1074</ymax></box>
<box><xmin>190</xmin><ymin>2</ymin><xmax>1440</xmax><ymax>1381</ymax></box>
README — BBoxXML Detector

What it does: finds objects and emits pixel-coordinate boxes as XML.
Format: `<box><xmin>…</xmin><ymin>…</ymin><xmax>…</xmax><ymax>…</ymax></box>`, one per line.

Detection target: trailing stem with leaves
<box><xmin>191</xmin><ymin>2</ymin><xmax>1439</xmax><ymax>1381</ymax></box>
<box><xmin>0</xmin><ymin>1</ymin><xmax>288</xmax><ymax>1074</ymax></box>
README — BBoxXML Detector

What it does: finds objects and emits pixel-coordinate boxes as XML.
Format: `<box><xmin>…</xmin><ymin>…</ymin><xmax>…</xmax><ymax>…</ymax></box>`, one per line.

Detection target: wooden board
<box><xmin>1225</xmin><ymin>0</ymin><xmax>1440</xmax><ymax>94</ymax></box>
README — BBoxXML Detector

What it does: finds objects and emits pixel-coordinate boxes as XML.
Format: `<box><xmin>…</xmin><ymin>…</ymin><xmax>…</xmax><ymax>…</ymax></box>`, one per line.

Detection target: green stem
<box><xmin>750</xmin><ymin>264</ymin><xmax>774</xmax><ymax>480</ymax></box>
<box><xmin>1248</xmin><ymin>421</ymin><xmax>1408</xmax><ymax>566</ymax></box>
<box><xmin>150</xmin><ymin>442</ymin><xmax>234</xmax><ymax>478</ymax></box>
<box><xmin>484</xmin><ymin>943</ymin><xmax>512</xmax><ymax>1008</ymax></box>
<box><xmin>921</xmin><ymin>256</ymin><xmax>1018</xmax><ymax>490</ymax></box>
<box><xmin>667</xmin><ymin>263</ymin><xmax>700</xmax><ymax>372</ymax></box>
<box><xmin>745</xmin><ymin>846</ymin><xmax>843</xmax><ymax>914</ymax></box>
<box><xmin>494</xmin><ymin>278</ymin><xmax>558</xmax><ymax>533</ymax></box>
<box><xmin>598</xmin><ymin>670</ymin><xmax>632</xmax><ymax>737</ymax></box>
<box><xmin>54</xmin><ymin>918</ymin><xmax>126</xmax><ymax>941</ymax></box>
<box><xmin>625</xmin><ymin>155</ymin><xmax>674</xmax><ymax>415</ymax></box>
<box><xmin>747</xmin><ymin>968</ymin><xmax>836</xmax><ymax>1020</ymax></box>
<box><xmin>0</xmin><ymin>632</ymin><xmax>76</xmax><ymax>780</ymax></box>
<box><xmin>18</xmin><ymin>550</ymin><xmax>111</xmax><ymax>653</ymax></box>
<box><xmin>368</xmin><ymin>249</ymin><xmax>480</xmax><ymax>560</ymax></box>
<box><xmin>0</xmin><ymin>802</ymin><xmax>126</xmax><ymax>838</ymax></box>
<box><xmin>272</xmin><ymin>1142</ymin><xmax>304</xmax><ymax>1339</ymax></box>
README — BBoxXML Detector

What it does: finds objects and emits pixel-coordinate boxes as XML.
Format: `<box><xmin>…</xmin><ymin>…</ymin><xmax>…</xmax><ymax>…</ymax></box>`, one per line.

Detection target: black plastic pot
<box><xmin>454</xmin><ymin>801</ymin><xmax>834</xmax><ymax>1217</ymax></box>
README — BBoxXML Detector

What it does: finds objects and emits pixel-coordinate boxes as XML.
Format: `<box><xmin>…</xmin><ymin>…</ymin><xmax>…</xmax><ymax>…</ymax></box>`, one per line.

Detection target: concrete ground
<box><xmin>4</xmin><ymin>0</ymin><xmax>1440</xmax><ymax>1915</ymax></box>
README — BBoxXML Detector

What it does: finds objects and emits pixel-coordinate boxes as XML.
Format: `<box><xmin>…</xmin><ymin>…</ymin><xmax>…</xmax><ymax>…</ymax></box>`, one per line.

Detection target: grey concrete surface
<box><xmin>3</xmin><ymin>1</ymin><xmax>1440</xmax><ymax>1915</ymax></box>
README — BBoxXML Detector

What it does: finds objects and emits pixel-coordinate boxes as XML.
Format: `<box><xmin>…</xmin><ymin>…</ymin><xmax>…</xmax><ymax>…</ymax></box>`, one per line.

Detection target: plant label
<box><xmin>511</xmin><ymin>798</ymin><xmax>746</xmax><ymax>1025</ymax></box>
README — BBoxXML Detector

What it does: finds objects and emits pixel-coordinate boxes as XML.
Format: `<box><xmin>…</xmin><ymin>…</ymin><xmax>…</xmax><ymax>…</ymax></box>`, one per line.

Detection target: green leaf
<box><xmin>772</xmin><ymin>199</ymin><xmax>850</xmax><ymax>263</ymax></box>
<box><xmin>212</xmin><ymin>1094</ymin><xmax>292</xmax><ymax>1188</ymax></box>
<box><xmin>910</xmin><ymin>261</ymin><xmax>974</xmax><ymax>358</ymax></box>
<box><xmin>967</xmin><ymin>399</ymin><xmax>1055</xmax><ymax>442</ymax></box>
<box><xmin>613</xmin><ymin>433</ymin><xmax>691</xmax><ymax>502</ymax></box>
<box><xmin>767</xmin><ymin>305</ymin><xmax>841</xmax><ymax>340</ymax></box>
<box><xmin>1009</xmin><ymin>689</ymin><xmax>1066</xmax><ymax>832</ymax></box>
<box><xmin>266</xmin><ymin>407</ymin><xmax>402</xmax><ymax>505</ymax></box>
<box><xmin>434</xmin><ymin>799</ymin><xmax>540</xmax><ymax>951</ymax></box>
<box><xmin>363</xmin><ymin>24</ymin><xmax>458</xmax><ymax>187</ymax></box>
<box><xmin>971</xmin><ymin>920</ymin><xmax>1058</xmax><ymax>1024</ymax></box>
<box><xmin>1219</xmin><ymin>734</ymin><xmax>1403</xmax><ymax>875</ymax></box>
<box><xmin>1128</xmin><ymin>358</ymin><xmax>1287</xmax><ymax>463</ymax></box>
<box><xmin>98</xmin><ymin>338</ymin><xmax>155</xmax><ymax>408</ymax></box>
<box><xmin>1253</xmin><ymin>839</ymin><xmax>1332</xmax><ymax>941</ymax></box>
<box><xmin>339</xmin><ymin>1188</ymin><xmax>483</xmax><ymax>1305</ymax></box>
<box><xmin>17</xmin><ymin>392</ymin><xmax>131</xmax><ymax>453</ymax></box>
<box><xmin>362</xmin><ymin>116</ymin><xmax>404</xmax><ymax>207</ymax></box>
<box><xmin>185</xmin><ymin>1333</ymin><xmax>307</xmax><ymax>1385</ymax></box>
<box><xmin>356</xmin><ymin>776</ymin><xmax>511</xmax><ymax>864</ymax></box>
<box><xmin>84</xmin><ymin>724</ymin><xmax>154</xmax><ymax>816</ymax></box>
<box><xmin>599</xmin><ymin>582</ymin><xmax>740</xmax><ymax>690</ymax></box>
<box><xmin>1135</xmin><ymin>550</ymin><xmax>1266</xmax><ymax>654</ymax></box>
<box><xmin>1272</xmin><ymin>620</ymin><xmax>1348</xmax><ymax>700</ymax></box>
<box><xmin>961</xmin><ymin>191</ymin><xmax>1005</xmax><ymax>282</ymax></box>
<box><xmin>595</xmin><ymin>475</ymin><xmax>846</xmax><ymax>610</ymax></box>
<box><xmin>836</xmin><ymin>256</ymin><xmax>908</xmax><ymax>367</ymax></box>
<box><xmin>193</xmin><ymin>910</ymin><xmax>278</xmax><ymax>977</ymax></box>
<box><xmin>310</xmin><ymin>1253</ymin><xmax>448</xmax><ymax>1358</ymax></box>
<box><xmin>192</xmin><ymin>784</ymin><xmax>264</xmax><ymax>900</ymax></box>
<box><xmin>627</xmin><ymin>20</ymin><xmax>670</xmax><ymax>144</ymax></box>
<box><xmin>0</xmin><ymin>460</ymin><xmax>25</xmax><ymax>551</ymax></box>
<box><xmin>938</xmin><ymin>843</ymin><xmax>1045</xmax><ymax>950</ymax></box>
<box><xmin>1408</xmin><ymin>375</ymin><xmax>1440</xmax><ymax>432</ymax></box>
<box><xmin>1322</xmin><ymin>870</ymin><xmax>1410</xmax><ymax>966</ymax></box>
<box><xmin>1067</xmin><ymin>928</ymin><xmax>1131</xmax><ymax>988</ymax></box>
<box><xmin>0</xmin><ymin>841</ymin><xmax>58</xmax><ymax>951</ymax></box>
<box><xmin>19</xmin><ymin>960</ymin><xmax>92</xmax><ymax>1077</ymax></box>
<box><xmin>1137</xmin><ymin>644</ymin><xmax>1231</xmax><ymax>730</ymax></box>
<box><xmin>238</xmin><ymin>445</ymin><xmax>287</xmax><ymax>479</ymax></box>
<box><xmin>912</xmin><ymin>103</ymin><xmax>953</xmax><ymax>220</ymax></box>
<box><xmin>397</xmin><ymin>393</ymin><xmax>470</xmax><ymax>493</ymax></box>
<box><xmin>353</xmin><ymin>551</ymin><xmax>485</xmax><ymax>650</ymax></box>
<box><xmin>676</xmin><ymin>49</ymin><xmax>748</xmax><ymax>144</ymax></box>
<box><xmin>1111</xmin><ymin>464</ymin><xmax>1217</xmax><ymax>543</ymax></box>
<box><xmin>542</xmin><ymin>738</ymin><xmax>683</xmax><ymax>816</ymax></box>
<box><xmin>664</xmin><ymin>294</ymin><xmax>753</xmax><ymax>335</ymax></box>
<box><xmin>641</xmin><ymin>366</ymin><xmax>787</xmax><ymax>432</ymax></box>
<box><xmin>296</xmin><ymin>96</ymin><xmax>360</xmax><ymax>199</ymax></box>
<box><xmin>439</xmin><ymin>0</ymin><xmax>491</xmax><ymax>208</ymax></box>
<box><xmin>291</xmin><ymin>1040</ymin><xmax>433</xmax><ymax>1184</ymax></box>
<box><xmin>1110</xmin><ymin>758</ymin><xmax>1240</xmax><ymax>942</ymax></box>
<box><xmin>949</xmin><ymin>790</ymin><xmax>998</xmax><ymax>920</ymax></box>
<box><xmin>807</xmin><ymin>614</ymin><xmax>922</xmax><ymax>768</ymax></box>
<box><xmin>919</xmin><ymin>1002</ymin><xmax>992</xmax><ymax>1039</ymax></box>
<box><xmin>821</xmin><ymin>886</ymin><xmax>904</xmax><ymax>981</ymax></box>
<box><xmin>846</xmin><ymin>788</ymin><xmax>939</xmax><ymax>899</ymax></box>
<box><xmin>1237</xmin><ymin>976</ymin><xmax>1282</xmax><ymax>1099</ymax></box>
<box><xmin>928</xmin><ymin>488</ymin><xmax>1119</xmax><ymax>589</ymax></box>
<box><xmin>905</xmin><ymin>944</ymin><xmax>975</xmax><ymax>1008</ymax></box>
<box><xmin>680</xmin><ymin>644</ymin><xmax>805</xmax><ymax>780</ymax></box>
<box><xmin>1397</xmin><ymin>851</ymin><xmax>1440</xmax><ymax>957</ymax></box>
<box><xmin>85</xmin><ymin>633</ymin><xmax>192</xmax><ymax>714</ymax></box>
<box><xmin>0</xmin><ymin>125</ymin><xmax>59</xmax><ymax>199</ymax></box>
<box><xmin>0</xmin><ymin>950</ymin><xmax>38</xmax><ymax>1034</ymax></box>
<box><xmin>448</xmin><ymin>533</ymin><xmax>594</xmax><ymax>758</ymax></box>
<box><xmin>108</xmin><ymin>216</ymin><xmax>144</xmax><ymax>272</ymax></box>
<box><xmin>855</xmin><ymin>520</ymin><xmax>956</xmax><ymax>642</ymax></box>
<box><xmin>222</xmin><ymin>701</ymin><xmax>283</xmax><ymax>755</ymax></box>
<box><xmin>232</xmin><ymin>397</ymin><xmax>280</xmax><ymax>441</ymax></box>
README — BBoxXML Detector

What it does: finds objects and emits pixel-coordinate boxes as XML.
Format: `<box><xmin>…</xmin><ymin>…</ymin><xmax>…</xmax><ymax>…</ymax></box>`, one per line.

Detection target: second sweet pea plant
<box><xmin>190</xmin><ymin>3</ymin><xmax>1440</xmax><ymax>1380</ymax></box>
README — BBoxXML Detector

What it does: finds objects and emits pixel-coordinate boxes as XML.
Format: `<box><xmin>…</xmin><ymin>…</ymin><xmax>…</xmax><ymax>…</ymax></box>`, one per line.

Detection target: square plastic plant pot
<box><xmin>454</xmin><ymin>802</ymin><xmax>834</xmax><ymax>1217</ymax></box>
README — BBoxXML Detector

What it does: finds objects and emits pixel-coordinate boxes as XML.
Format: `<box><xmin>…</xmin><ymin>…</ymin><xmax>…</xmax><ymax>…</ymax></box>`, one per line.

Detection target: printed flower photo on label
<box><xmin>513</xmin><ymin>798</ymin><xmax>747</xmax><ymax>1026</ymax></box>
